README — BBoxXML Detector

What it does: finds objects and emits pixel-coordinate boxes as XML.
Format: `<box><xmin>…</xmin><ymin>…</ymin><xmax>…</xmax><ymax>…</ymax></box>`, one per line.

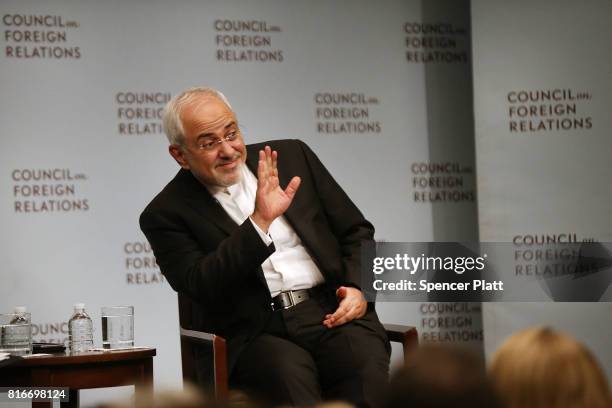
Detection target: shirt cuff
<box><xmin>249</xmin><ymin>217</ymin><xmax>273</xmax><ymax>246</ymax></box>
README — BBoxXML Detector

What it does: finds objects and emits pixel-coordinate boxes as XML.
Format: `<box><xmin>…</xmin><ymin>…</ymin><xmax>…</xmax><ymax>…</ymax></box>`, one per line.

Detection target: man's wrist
<box><xmin>248</xmin><ymin>217</ymin><xmax>274</xmax><ymax>246</ymax></box>
<box><xmin>250</xmin><ymin>212</ymin><xmax>271</xmax><ymax>233</ymax></box>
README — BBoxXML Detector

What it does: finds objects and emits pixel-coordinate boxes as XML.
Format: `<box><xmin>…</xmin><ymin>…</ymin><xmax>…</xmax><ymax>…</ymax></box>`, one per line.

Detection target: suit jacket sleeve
<box><xmin>297</xmin><ymin>140</ymin><xmax>375</xmax><ymax>290</ymax></box>
<box><xmin>140</xmin><ymin>200</ymin><xmax>275</xmax><ymax>306</ymax></box>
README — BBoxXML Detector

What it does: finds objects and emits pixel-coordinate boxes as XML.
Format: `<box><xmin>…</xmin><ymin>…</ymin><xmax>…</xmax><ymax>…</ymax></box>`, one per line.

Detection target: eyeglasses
<box><xmin>196</xmin><ymin>132</ymin><xmax>239</xmax><ymax>151</ymax></box>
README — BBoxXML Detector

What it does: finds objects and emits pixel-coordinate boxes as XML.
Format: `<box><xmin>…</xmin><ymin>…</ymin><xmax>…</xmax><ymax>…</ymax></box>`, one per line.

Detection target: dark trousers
<box><xmin>230</xmin><ymin>292</ymin><xmax>391</xmax><ymax>408</ymax></box>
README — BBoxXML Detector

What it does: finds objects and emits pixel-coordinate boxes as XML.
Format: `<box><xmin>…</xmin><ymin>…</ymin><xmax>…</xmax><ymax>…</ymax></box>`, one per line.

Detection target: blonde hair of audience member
<box><xmin>490</xmin><ymin>327</ymin><xmax>610</xmax><ymax>408</ymax></box>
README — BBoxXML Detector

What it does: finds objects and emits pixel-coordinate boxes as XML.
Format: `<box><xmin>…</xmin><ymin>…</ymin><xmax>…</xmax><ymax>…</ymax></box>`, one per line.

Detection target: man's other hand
<box><xmin>251</xmin><ymin>145</ymin><xmax>301</xmax><ymax>232</ymax></box>
<box><xmin>323</xmin><ymin>286</ymin><xmax>367</xmax><ymax>328</ymax></box>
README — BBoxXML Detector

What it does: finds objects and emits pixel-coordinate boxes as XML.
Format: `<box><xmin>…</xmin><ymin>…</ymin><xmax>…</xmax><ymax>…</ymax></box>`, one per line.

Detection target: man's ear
<box><xmin>169</xmin><ymin>144</ymin><xmax>190</xmax><ymax>169</ymax></box>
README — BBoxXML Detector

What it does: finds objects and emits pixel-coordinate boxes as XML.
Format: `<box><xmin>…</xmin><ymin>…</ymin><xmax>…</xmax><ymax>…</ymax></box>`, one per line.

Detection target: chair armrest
<box><xmin>180</xmin><ymin>327</ymin><xmax>228</xmax><ymax>399</ymax></box>
<box><xmin>383</xmin><ymin>323</ymin><xmax>418</xmax><ymax>365</ymax></box>
<box><xmin>180</xmin><ymin>327</ymin><xmax>215</xmax><ymax>344</ymax></box>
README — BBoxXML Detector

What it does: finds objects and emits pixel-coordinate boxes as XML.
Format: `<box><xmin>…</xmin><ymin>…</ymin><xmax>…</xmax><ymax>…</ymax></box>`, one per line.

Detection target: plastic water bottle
<box><xmin>68</xmin><ymin>303</ymin><xmax>93</xmax><ymax>353</ymax></box>
<box><xmin>4</xmin><ymin>306</ymin><xmax>32</xmax><ymax>355</ymax></box>
<box><xmin>9</xmin><ymin>306</ymin><xmax>29</xmax><ymax>326</ymax></box>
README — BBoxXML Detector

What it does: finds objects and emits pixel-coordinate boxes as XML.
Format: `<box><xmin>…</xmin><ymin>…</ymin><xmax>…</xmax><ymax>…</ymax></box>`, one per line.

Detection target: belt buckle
<box><xmin>271</xmin><ymin>290</ymin><xmax>296</xmax><ymax>311</ymax></box>
<box><xmin>287</xmin><ymin>290</ymin><xmax>296</xmax><ymax>308</ymax></box>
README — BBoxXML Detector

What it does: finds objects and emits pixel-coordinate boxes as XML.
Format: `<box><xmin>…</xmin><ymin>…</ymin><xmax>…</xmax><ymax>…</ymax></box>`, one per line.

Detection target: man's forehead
<box><xmin>179</xmin><ymin>95</ymin><xmax>237</xmax><ymax>140</ymax></box>
<box><xmin>186</xmin><ymin>95</ymin><xmax>231</xmax><ymax>116</ymax></box>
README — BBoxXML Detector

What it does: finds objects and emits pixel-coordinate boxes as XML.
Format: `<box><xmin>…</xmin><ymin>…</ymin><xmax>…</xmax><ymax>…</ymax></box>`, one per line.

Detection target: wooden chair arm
<box><xmin>383</xmin><ymin>323</ymin><xmax>419</xmax><ymax>365</ymax></box>
<box><xmin>180</xmin><ymin>328</ymin><xmax>215</xmax><ymax>344</ymax></box>
<box><xmin>180</xmin><ymin>327</ymin><xmax>228</xmax><ymax>399</ymax></box>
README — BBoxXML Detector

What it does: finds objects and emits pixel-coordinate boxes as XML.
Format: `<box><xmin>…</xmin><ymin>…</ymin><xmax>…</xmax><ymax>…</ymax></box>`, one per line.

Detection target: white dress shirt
<box><xmin>207</xmin><ymin>163</ymin><xmax>325</xmax><ymax>297</ymax></box>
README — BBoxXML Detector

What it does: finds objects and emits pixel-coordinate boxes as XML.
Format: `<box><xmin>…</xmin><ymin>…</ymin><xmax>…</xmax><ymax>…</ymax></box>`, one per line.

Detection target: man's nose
<box><xmin>218</xmin><ymin>139</ymin><xmax>235</xmax><ymax>157</ymax></box>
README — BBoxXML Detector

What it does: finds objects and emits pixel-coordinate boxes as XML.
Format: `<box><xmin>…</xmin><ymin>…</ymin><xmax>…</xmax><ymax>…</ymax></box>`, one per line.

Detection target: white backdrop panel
<box><xmin>1</xmin><ymin>0</ymin><xmax>477</xmax><ymax>405</ymax></box>
<box><xmin>471</xmin><ymin>0</ymin><xmax>612</xmax><ymax>379</ymax></box>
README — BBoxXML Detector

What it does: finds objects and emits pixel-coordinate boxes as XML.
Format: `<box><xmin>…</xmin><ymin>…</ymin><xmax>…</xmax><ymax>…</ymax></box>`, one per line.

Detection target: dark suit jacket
<box><xmin>140</xmin><ymin>139</ymin><xmax>376</xmax><ymax>370</ymax></box>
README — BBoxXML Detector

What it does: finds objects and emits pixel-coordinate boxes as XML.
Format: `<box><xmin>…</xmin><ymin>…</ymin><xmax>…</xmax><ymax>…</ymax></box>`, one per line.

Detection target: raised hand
<box><xmin>250</xmin><ymin>146</ymin><xmax>301</xmax><ymax>232</ymax></box>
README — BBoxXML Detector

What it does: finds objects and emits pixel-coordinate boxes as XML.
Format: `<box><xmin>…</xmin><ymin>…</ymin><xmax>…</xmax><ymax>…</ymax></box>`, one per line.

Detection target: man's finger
<box><xmin>285</xmin><ymin>176</ymin><xmax>301</xmax><ymax>199</ymax></box>
<box><xmin>272</xmin><ymin>150</ymin><xmax>278</xmax><ymax>173</ymax></box>
<box><xmin>257</xmin><ymin>150</ymin><xmax>266</xmax><ymax>186</ymax></box>
<box><xmin>271</xmin><ymin>150</ymin><xmax>279</xmax><ymax>179</ymax></box>
<box><xmin>330</xmin><ymin>304</ymin><xmax>350</xmax><ymax>321</ymax></box>
<box><xmin>265</xmin><ymin>145</ymin><xmax>272</xmax><ymax>170</ymax></box>
<box><xmin>327</xmin><ymin>306</ymin><xmax>358</xmax><ymax>328</ymax></box>
<box><xmin>323</xmin><ymin>311</ymin><xmax>341</xmax><ymax>326</ymax></box>
<box><xmin>263</xmin><ymin>149</ymin><xmax>272</xmax><ymax>179</ymax></box>
<box><xmin>332</xmin><ymin>314</ymin><xmax>352</xmax><ymax>327</ymax></box>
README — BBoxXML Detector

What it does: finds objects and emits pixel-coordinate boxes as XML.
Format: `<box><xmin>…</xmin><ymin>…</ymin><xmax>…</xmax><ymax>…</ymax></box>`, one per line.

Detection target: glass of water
<box><xmin>101</xmin><ymin>306</ymin><xmax>134</xmax><ymax>349</ymax></box>
<box><xmin>0</xmin><ymin>312</ymin><xmax>32</xmax><ymax>356</ymax></box>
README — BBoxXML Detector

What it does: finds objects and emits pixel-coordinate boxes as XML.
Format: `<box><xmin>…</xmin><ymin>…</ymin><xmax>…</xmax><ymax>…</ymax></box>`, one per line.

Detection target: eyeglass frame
<box><xmin>195</xmin><ymin>131</ymin><xmax>240</xmax><ymax>152</ymax></box>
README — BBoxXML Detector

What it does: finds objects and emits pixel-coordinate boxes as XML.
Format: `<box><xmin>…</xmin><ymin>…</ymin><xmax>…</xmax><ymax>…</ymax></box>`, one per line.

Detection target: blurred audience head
<box><xmin>490</xmin><ymin>326</ymin><xmax>610</xmax><ymax>408</ymax></box>
<box><xmin>383</xmin><ymin>344</ymin><xmax>500</xmax><ymax>408</ymax></box>
<box><xmin>313</xmin><ymin>402</ymin><xmax>355</xmax><ymax>408</ymax></box>
<box><xmin>100</xmin><ymin>383</ymin><xmax>270</xmax><ymax>408</ymax></box>
<box><xmin>101</xmin><ymin>384</ymin><xmax>211</xmax><ymax>408</ymax></box>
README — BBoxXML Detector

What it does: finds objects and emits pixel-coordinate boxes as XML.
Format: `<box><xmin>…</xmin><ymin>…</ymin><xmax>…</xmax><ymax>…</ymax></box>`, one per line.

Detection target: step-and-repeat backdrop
<box><xmin>472</xmin><ymin>0</ymin><xmax>612</xmax><ymax>378</ymax></box>
<box><xmin>1</xmin><ymin>0</ymin><xmax>480</xmax><ymax>404</ymax></box>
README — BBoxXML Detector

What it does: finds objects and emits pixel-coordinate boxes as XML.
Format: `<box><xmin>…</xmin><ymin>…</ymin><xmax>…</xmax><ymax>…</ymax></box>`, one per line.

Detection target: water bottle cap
<box><xmin>14</xmin><ymin>306</ymin><xmax>27</xmax><ymax>314</ymax></box>
<box><xmin>73</xmin><ymin>303</ymin><xmax>85</xmax><ymax>311</ymax></box>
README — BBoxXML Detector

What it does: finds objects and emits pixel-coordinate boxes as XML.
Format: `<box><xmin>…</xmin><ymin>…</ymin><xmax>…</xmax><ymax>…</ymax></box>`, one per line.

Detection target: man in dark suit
<box><xmin>140</xmin><ymin>87</ymin><xmax>390</xmax><ymax>407</ymax></box>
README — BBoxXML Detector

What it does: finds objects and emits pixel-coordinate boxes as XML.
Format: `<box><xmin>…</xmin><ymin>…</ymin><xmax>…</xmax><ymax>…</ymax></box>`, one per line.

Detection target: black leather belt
<box><xmin>271</xmin><ymin>286</ymin><xmax>328</xmax><ymax>311</ymax></box>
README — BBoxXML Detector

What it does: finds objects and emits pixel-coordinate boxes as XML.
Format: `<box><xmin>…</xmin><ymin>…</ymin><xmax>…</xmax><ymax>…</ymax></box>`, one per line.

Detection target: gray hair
<box><xmin>162</xmin><ymin>87</ymin><xmax>233</xmax><ymax>146</ymax></box>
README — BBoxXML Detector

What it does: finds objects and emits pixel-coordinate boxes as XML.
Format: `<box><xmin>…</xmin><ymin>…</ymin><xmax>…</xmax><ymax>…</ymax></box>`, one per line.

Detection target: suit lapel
<box><xmin>175</xmin><ymin>169</ymin><xmax>238</xmax><ymax>235</ymax></box>
<box><xmin>245</xmin><ymin>145</ymin><xmax>259</xmax><ymax>181</ymax></box>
